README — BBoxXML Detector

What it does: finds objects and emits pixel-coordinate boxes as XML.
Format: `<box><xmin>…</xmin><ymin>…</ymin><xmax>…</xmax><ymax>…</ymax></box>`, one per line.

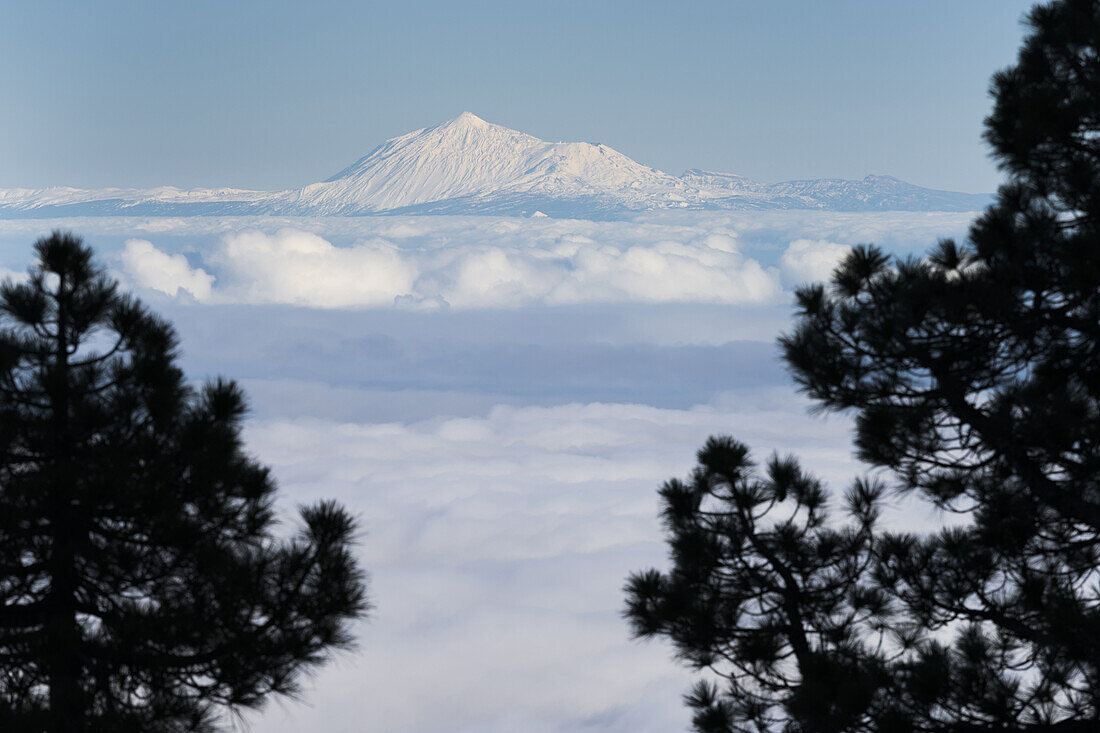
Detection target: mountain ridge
<box><xmin>0</xmin><ymin>112</ymin><xmax>991</xmax><ymax>219</ymax></box>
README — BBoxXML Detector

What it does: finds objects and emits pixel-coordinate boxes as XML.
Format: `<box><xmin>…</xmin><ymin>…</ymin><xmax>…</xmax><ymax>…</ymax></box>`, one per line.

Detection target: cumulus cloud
<box><xmin>1</xmin><ymin>210</ymin><xmax>979</xmax><ymax>310</ymax></box>
<box><xmin>116</xmin><ymin>225</ymin><xmax>783</xmax><ymax>309</ymax></box>
<box><xmin>543</xmin><ymin>236</ymin><xmax>776</xmax><ymax>306</ymax></box>
<box><xmin>120</xmin><ymin>239</ymin><xmax>214</xmax><ymax>300</ymax></box>
<box><xmin>780</xmin><ymin>238</ymin><xmax>851</xmax><ymax>285</ymax></box>
<box><xmin>211</xmin><ymin>229</ymin><xmax>417</xmax><ymax>307</ymax></box>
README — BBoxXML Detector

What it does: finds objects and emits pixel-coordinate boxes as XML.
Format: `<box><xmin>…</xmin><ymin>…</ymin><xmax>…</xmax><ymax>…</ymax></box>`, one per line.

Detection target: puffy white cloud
<box><xmin>120</xmin><ymin>239</ymin><xmax>214</xmax><ymax>300</ymax></box>
<box><xmin>211</xmin><ymin>229</ymin><xmax>417</xmax><ymax>307</ymax></box>
<box><xmin>543</xmin><ymin>238</ymin><xmax>777</xmax><ymax>306</ymax></box>
<box><xmin>1</xmin><ymin>210</ymin><xmax>978</xmax><ymax>310</ymax></box>
<box><xmin>780</xmin><ymin>238</ymin><xmax>851</xmax><ymax>285</ymax></box>
<box><xmin>118</xmin><ymin>227</ymin><xmax>781</xmax><ymax>309</ymax></box>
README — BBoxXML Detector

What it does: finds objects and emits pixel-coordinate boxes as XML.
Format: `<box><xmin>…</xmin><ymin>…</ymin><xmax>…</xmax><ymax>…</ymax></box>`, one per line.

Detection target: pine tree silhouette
<box><xmin>627</xmin><ymin>1</ymin><xmax>1100</xmax><ymax>730</ymax></box>
<box><xmin>0</xmin><ymin>232</ymin><xmax>368</xmax><ymax>731</ymax></box>
<box><xmin>625</xmin><ymin>438</ymin><xmax>891</xmax><ymax>732</ymax></box>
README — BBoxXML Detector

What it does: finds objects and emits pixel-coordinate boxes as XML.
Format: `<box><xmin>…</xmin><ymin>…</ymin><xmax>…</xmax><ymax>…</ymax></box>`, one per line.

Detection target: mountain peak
<box><xmin>440</xmin><ymin>111</ymin><xmax>492</xmax><ymax>130</ymax></box>
<box><xmin>0</xmin><ymin>115</ymin><xmax>993</xmax><ymax>218</ymax></box>
<box><xmin>304</xmin><ymin>111</ymin><xmax>684</xmax><ymax>214</ymax></box>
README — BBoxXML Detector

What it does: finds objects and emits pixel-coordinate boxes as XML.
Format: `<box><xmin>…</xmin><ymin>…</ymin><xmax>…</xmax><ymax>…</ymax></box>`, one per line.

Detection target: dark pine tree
<box><xmin>628</xmin><ymin>1</ymin><xmax>1100</xmax><ymax>730</ymax></box>
<box><xmin>781</xmin><ymin>0</ymin><xmax>1100</xmax><ymax>727</ymax></box>
<box><xmin>624</xmin><ymin>438</ymin><xmax>896</xmax><ymax>733</ymax></box>
<box><xmin>0</xmin><ymin>233</ymin><xmax>368</xmax><ymax>731</ymax></box>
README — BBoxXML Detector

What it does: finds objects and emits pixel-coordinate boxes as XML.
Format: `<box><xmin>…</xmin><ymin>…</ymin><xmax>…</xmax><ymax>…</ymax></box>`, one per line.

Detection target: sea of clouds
<box><xmin>0</xmin><ymin>211</ymin><xmax>977</xmax><ymax>732</ymax></box>
<box><xmin>0</xmin><ymin>210</ymin><xmax>976</xmax><ymax>309</ymax></box>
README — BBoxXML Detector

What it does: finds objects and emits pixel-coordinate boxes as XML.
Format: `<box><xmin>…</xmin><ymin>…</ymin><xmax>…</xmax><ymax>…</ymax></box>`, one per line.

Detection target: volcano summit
<box><xmin>0</xmin><ymin>113</ymin><xmax>990</xmax><ymax>219</ymax></box>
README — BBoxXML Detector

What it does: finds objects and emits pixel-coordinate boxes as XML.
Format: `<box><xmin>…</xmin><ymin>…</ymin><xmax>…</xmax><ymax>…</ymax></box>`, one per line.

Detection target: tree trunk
<box><xmin>45</xmin><ymin>274</ymin><xmax>82</xmax><ymax>733</ymax></box>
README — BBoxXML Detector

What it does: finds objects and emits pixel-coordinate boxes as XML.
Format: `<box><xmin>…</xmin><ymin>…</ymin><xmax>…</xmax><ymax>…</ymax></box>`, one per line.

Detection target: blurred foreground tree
<box><xmin>0</xmin><ymin>233</ymin><xmax>368</xmax><ymax>732</ymax></box>
<box><xmin>628</xmin><ymin>1</ymin><xmax>1100</xmax><ymax>730</ymax></box>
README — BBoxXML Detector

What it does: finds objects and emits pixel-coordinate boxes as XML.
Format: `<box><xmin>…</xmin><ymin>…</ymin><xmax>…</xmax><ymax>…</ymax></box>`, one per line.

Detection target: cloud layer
<box><xmin>238</xmin><ymin>391</ymin><xmax>896</xmax><ymax>733</ymax></box>
<box><xmin>0</xmin><ymin>211</ymin><xmax>979</xmax><ymax>309</ymax></box>
<box><xmin>0</xmin><ymin>211</ymin><xmax>977</xmax><ymax>732</ymax></box>
<box><xmin>122</xmin><ymin>227</ymin><xmax>781</xmax><ymax>309</ymax></box>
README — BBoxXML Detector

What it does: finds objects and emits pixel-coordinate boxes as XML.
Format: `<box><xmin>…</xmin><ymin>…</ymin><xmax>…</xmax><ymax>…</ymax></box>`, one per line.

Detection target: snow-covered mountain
<box><xmin>0</xmin><ymin>112</ymin><xmax>991</xmax><ymax>219</ymax></box>
<box><xmin>275</xmin><ymin>112</ymin><xmax>693</xmax><ymax>215</ymax></box>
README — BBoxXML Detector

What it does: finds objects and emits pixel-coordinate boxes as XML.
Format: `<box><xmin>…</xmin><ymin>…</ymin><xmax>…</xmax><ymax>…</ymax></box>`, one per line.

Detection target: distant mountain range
<box><xmin>0</xmin><ymin>112</ymin><xmax>991</xmax><ymax>219</ymax></box>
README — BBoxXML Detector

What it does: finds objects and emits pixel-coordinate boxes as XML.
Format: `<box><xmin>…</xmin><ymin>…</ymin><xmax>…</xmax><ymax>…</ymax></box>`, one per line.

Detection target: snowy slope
<box><xmin>0</xmin><ymin>113</ymin><xmax>991</xmax><ymax>218</ymax></box>
<box><xmin>680</xmin><ymin>169</ymin><xmax>766</xmax><ymax>195</ymax></box>
<box><xmin>273</xmin><ymin>112</ymin><xmax>696</xmax><ymax>215</ymax></box>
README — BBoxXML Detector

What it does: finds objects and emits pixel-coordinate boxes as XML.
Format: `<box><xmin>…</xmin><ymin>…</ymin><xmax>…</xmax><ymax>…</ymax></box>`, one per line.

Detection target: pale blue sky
<box><xmin>2</xmin><ymin>1</ymin><xmax>1035</xmax><ymax>192</ymax></box>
